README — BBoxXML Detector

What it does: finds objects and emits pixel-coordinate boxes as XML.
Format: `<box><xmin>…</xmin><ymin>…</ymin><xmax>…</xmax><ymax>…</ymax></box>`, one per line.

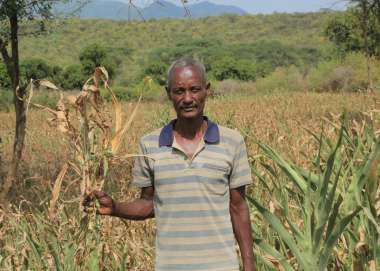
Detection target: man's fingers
<box><xmin>93</xmin><ymin>191</ymin><xmax>107</xmax><ymax>199</ymax></box>
<box><xmin>96</xmin><ymin>207</ymin><xmax>112</xmax><ymax>216</ymax></box>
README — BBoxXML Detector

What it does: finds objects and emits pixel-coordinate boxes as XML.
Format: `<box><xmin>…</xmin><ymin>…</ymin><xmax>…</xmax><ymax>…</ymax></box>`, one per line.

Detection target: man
<box><xmin>88</xmin><ymin>57</ymin><xmax>255</xmax><ymax>271</ymax></box>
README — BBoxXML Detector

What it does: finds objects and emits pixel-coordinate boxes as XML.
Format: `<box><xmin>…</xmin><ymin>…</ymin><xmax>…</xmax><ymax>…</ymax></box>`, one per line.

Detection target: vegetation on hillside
<box><xmin>0</xmin><ymin>11</ymin><xmax>379</xmax><ymax>104</ymax></box>
<box><xmin>0</xmin><ymin>12</ymin><xmax>348</xmax><ymax>93</ymax></box>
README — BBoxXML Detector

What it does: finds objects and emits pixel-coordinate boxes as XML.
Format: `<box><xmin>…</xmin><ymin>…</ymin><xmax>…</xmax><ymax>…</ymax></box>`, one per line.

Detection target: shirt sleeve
<box><xmin>229</xmin><ymin>135</ymin><xmax>252</xmax><ymax>189</ymax></box>
<box><xmin>131</xmin><ymin>139</ymin><xmax>154</xmax><ymax>188</ymax></box>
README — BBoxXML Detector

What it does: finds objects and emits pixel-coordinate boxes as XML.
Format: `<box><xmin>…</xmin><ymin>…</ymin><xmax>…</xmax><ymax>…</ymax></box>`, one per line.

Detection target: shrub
<box><xmin>210</xmin><ymin>57</ymin><xmax>257</xmax><ymax>81</ymax></box>
<box><xmin>0</xmin><ymin>62</ymin><xmax>11</xmax><ymax>89</ymax></box>
<box><xmin>79</xmin><ymin>44</ymin><xmax>117</xmax><ymax>78</ymax></box>
<box><xmin>59</xmin><ymin>65</ymin><xmax>87</xmax><ymax>90</ymax></box>
<box><xmin>142</xmin><ymin>60</ymin><xmax>168</xmax><ymax>86</ymax></box>
<box><xmin>255</xmin><ymin>66</ymin><xmax>306</xmax><ymax>93</ymax></box>
<box><xmin>21</xmin><ymin>59</ymin><xmax>52</xmax><ymax>81</ymax></box>
<box><xmin>307</xmin><ymin>53</ymin><xmax>379</xmax><ymax>92</ymax></box>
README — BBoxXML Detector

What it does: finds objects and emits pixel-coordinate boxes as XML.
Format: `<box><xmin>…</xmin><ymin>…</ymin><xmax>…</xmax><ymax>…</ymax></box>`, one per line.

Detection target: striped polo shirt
<box><xmin>132</xmin><ymin>117</ymin><xmax>252</xmax><ymax>271</ymax></box>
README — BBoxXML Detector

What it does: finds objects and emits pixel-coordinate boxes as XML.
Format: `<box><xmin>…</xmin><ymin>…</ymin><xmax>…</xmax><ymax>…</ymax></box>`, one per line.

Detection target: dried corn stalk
<box><xmin>30</xmin><ymin>67</ymin><xmax>150</xmax><ymax>217</ymax></box>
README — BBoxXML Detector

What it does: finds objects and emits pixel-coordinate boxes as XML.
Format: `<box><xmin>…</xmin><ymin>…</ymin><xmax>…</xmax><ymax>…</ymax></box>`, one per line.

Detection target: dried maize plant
<box><xmin>30</xmin><ymin>67</ymin><xmax>149</xmax><ymax>219</ymax></box>
<box><xmin>248</xmin><ymin>111</ymin><xmax>380</xmax><ymax>271</ymax></box>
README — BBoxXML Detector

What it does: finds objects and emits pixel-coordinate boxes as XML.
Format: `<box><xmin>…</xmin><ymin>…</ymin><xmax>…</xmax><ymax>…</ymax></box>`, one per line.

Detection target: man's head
<box><xmin>166</xmin><ymin>57</ymin><xmax>210</xmax><ymax>120</ymax></box>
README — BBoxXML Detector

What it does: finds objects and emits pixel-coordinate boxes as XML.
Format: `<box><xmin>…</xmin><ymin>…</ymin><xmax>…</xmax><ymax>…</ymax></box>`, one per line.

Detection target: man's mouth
<box><xmin>181</xmin><ymin>106</ymin><xmax>197</xmax><ymax>112</ymax></box>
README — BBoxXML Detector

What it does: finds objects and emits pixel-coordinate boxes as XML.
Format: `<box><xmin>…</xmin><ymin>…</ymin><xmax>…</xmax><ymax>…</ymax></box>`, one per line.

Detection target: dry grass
<box><xmin>0</xmin><ymin>91</ymin><xmax>379</xmax><ymax>270</ymax></box>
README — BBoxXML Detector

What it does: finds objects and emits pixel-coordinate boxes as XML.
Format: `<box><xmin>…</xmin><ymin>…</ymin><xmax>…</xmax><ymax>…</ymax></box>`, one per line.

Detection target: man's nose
<box><xmin>183</xmin><ymin>90</ymin><xmax>193</xmax><ymax>103</ymax></box>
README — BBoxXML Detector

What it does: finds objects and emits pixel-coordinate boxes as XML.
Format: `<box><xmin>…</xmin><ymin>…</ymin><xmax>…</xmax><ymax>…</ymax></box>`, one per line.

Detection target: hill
<box><xmin>17</xmin><ymin>12</ymin><xmax>334</xmax><ymax>85</ymax></box>
<box><xmin>59</xmin><ymin>0</ymin><xmax>247</xmax><ymax>20</ymax></box>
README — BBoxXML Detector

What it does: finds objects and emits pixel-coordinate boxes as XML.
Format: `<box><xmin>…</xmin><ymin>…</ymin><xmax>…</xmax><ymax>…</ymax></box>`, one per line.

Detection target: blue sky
<box><xmin>127</xmin><ymin>0</ymin><xmax>348</xmax><ymax>13</ymax></box>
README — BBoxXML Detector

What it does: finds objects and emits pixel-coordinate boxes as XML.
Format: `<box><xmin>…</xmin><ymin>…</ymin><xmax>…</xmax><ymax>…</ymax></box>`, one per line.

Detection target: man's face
<box><xmin>167</xmin><ymin>65</ymin><xmax>210</xmax><ymax>120</ymax></box>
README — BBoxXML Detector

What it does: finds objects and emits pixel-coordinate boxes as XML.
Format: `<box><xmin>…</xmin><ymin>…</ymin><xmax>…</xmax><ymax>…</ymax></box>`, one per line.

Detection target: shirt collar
<box><xmin>159</xmin><ymin>116</ymin><xmax>220</xmax><ymax>147</ymax></box>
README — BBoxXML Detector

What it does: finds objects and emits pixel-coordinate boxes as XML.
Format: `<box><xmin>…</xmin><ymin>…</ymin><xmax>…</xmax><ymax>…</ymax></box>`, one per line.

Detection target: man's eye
<box><xmin>191</xmin><ymin>87</ymin><xmax>201</xmax><ymax>93</ymax></box>
<box><xmin>173</xmin><ymin>89</ymin><xmax>184</xmax><ymax>95</ymax></box>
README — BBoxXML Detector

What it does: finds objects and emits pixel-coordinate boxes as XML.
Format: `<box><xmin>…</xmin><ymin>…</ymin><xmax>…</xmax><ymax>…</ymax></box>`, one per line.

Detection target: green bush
<box><xmin>21</xmin><ymin>59</ymin><xmax>52</xmax><ymax>81</ymax></box>
<box><xmin>59</xmin><ymin>64</ymin><xmax>87</xmax><ymax>90</ymax></box>
<box><xmin>79</xmin><ymin>44</ymin><xmax>117</xmax><ymax>78</ymax></box>
<box><xmin>0</xmin><ymin>63</ymin><xmax>11</xmax><ymax>89</ymax></box>
<box><xmin>210</xmin><ymin>57</ymin><xmax>257</xmax><ymax>81</ymax></box>
<box><xmin>306</xmin><ymin>53</ymin><xmax>378</xmax><ymax>92</ymax></box>
<box><xmin>101</xmin><ymin>86</ymin><xmax>133</xmax><ymax>102</ymax></box>
<box><xmin>141</xmin><ymin>39</ymin><xmax>318</xmax><ymax>83</ymax></box>
<box><xmin>142</xmin><ymin>60</ymin><xmax>168</xmax><ymax>86</ymax></box>
<box><xmin>255</xmin><ymin>66</ymin><xmax>306</xmax><ymax>93</ymax></box>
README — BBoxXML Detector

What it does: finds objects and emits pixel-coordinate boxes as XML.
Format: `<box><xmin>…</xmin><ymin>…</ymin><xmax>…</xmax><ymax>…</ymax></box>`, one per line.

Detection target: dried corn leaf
<box><xmin>39</xmin><ymin>79</ymin><xmax>59</xmax><ymax>90</ymax></box>
<box><xmin>111</xmin><ymin>94</ymin><xmax>142</xmax><ymax>155</ymax></box>
<box><xmin>49</xmin><ymin>163</ymin><xmax>69</xmax><ymax>219</ymax></box>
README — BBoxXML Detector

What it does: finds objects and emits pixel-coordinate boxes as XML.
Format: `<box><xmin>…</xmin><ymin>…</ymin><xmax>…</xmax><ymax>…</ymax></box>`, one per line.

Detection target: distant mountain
<box><xmin>59</xmin><ymin>0</ymin><xmax>247</xmax><ymax>20</ymax></box>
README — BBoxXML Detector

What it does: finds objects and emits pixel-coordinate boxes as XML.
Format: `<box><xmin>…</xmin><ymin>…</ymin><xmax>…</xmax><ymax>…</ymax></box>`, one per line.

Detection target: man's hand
<box><xmin>83</xmin><ymin>187</ymin><xmax>155</xmax><ymax>220</ymax></box>
<box><xmin>84</xmin><ymin>191</ymin><xmax>115</xmax><ymax>216</ymax></box>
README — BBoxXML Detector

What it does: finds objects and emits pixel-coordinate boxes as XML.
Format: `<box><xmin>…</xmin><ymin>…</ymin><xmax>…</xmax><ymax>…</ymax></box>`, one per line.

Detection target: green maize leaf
<box><xmin>313</xmin><ymin>163</ymin><xmax>342</xmax><ymax>253</ymax></box>
<box><xmin>254</xmin><ymin>238</ymin><xmax>295</xmax><ymax>271</ymax></box>
<box><xmin>247</xmin><ymin>196</ymin><xmax>310</xmax><ymax>269</ymax></box>
<box><xmin>260</xmin><ymin>162</ymin><xmax>279</xmax><ymax>178</ymax></box>
<box><xmin>280</xmin><ymin>188</ymin><xmax>289</xmax><ymax>217</ymax></box>
<box><xmin>325</xmin><ymin>195</ymin><xmax>343</xmax><ymax>239</ymax></box>
<box><xmin>362</xmin><ymin>199</ymin><xmax>380</xmax><ymax>234</ymax></box>
<box><xmin>258</xmin><ymin>143</ymin><xmax>308</xmax><ymax>193</ymax></box>
<box><xmin>251</xmin><ymin>167</ymin><xmax>272</xmax><ymax>192</ymax></box>
<box><xmin>303</xmin><ymin>171</ymin><xmax>315</xmax><ymax>246</ymax></box>
<box><xmin>285</xmin><ymin>217</ymin><xmax>304</xmax><ymax>243</ymax></box>
<box><xmin>319</xmin><ymin>127</ymin><xmax>343</xmax><ymax>205</ymax></box>
<box><xmin>292</xmin><ymin>165</ymin><xmax>319</xmax><ymax>190</ymax></box>
<box><xmin>319</xmin><ymin>207</ymin><xmax>361</xmax><ymax>270</ymax></box>
<box><xmin>346</xmin><ymin>139</ymin><xmax>380</xmax><ymax>208</ymax></box>
<box><xmin>303</xmin><ymin>126</ymin><xmax>324</xmax><ymax>169</ymax></box>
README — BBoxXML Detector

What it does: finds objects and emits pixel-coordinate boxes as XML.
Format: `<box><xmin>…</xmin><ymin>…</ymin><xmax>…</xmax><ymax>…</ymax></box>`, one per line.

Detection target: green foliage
<box><xmin>210</xmin><ymin>57</ymin><xmax>257</xmax><ymax>81</ymax></box>
<box><xmin>79</xmin><ymin>43</ymin><xmax>117</xmax><ymax>78</ymax></box>
<box><xmin>141</xmin><ymin>38</ymin><xmax>320</xmax><ymax>85</ymax></box>
<box><xmin>0</xmin><ymin>62</ymin><xmax>11</xmax><ymax>89</ymax></box>
<box><xmin>21</xmin><ymin>58</ymin><xmax>52</xmax><ymax>81</ymax></box>
<box><xmin>325</xmin><ymin>8</ymin><xmax>380</xmax><ymax>58</ymax></box>
<box><xmin>59</xmin><ymin>64</ymin><xmax>87</xmax><ymax>90</ymax></box>
<box><xmin>255</xmin><ymin>65</ymin><xmax>306</xmax><ymax>93</ymax></box>
<box><xmin>307</xmin><ymin>53</ymin><xmax>380</xmax><ymax>92</ymax></box>
<box><xmin>14</xmin><ymin>12</ymin><xmax>335</xmax><ymax>89</ymax></box>
<box><xmin>250</xmin><ymin>118</ymin><xmax>380</xmax><ymax>270</ymax></box>
<box><xmin>142</xmin><ymin>60</ymin><xmax>168</xmax><ymax>86</ymax></box>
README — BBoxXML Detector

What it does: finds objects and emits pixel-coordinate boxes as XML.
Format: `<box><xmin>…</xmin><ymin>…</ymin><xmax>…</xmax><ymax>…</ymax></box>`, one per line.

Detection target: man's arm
<box><xmin>87</xmin><ymin>187</ymin><xmax>154</xmax><ymax>220</ymax></box>
<box><xmin>230</xmin><ymin>186</ymin><xmax>256</xmax><ymax>271</ymax></box>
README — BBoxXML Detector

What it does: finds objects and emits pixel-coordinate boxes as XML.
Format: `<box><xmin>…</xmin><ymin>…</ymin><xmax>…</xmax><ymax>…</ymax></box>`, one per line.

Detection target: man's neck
<box><xmin>174</xmin><ymin>116</ymin><xmax>206</xmax><ymax>140</ymax></box>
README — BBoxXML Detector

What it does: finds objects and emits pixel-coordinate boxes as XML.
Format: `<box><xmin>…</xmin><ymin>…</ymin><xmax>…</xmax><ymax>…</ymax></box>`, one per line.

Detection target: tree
<box><xmin>79</xmin><ymin>43</ymin><xmax>117</xmax><ymax>78</ymax></box>
<box><xmin>0</xmin><ymin>0</ymin><xmax>82</xmax><ymax>204</ymax></box>
<box><xmin>326</xmin><ymin>0</ymin><xmax>380</xmax><ymax>90</ymax></box>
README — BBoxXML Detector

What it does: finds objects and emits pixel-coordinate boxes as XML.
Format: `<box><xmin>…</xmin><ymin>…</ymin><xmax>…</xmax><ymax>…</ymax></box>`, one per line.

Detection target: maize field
<box><xmin>0</xmin><ymin>72</ymin><xmax>379</xmax><ymax>270</ymax></box>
